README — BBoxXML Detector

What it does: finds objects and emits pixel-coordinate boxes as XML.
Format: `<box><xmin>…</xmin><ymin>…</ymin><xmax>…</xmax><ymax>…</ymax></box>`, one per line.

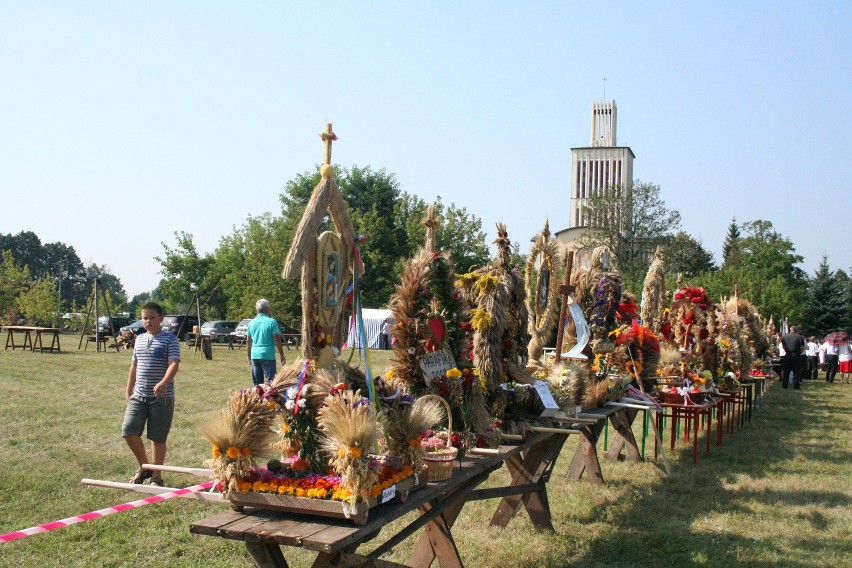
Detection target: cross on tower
<box><xmin>320</xmin><ymin>123</ymin><xmax>338</xmax><ymax>165</ymax></box>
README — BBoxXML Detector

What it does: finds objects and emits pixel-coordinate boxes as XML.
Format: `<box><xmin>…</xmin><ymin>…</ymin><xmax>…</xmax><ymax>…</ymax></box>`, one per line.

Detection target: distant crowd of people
<box><xmin>777</xmin><ymin>326</ymin><xmax>851</xmax><ymax>389</ymax></box>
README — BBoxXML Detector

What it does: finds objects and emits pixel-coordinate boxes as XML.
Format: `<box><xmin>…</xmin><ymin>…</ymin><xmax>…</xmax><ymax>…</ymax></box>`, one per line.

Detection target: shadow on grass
<box><xmin>565</xmin><ymin>380</ymin><xmax>849</xmax><ymax>568</ymax></box>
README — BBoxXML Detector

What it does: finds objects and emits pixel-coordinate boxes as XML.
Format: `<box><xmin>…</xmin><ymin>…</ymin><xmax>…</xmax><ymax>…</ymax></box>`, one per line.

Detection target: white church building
<box><xmin>555</xmin><ymin>100</ymin><xmax>635</xmax><ymax>252</ymax></box>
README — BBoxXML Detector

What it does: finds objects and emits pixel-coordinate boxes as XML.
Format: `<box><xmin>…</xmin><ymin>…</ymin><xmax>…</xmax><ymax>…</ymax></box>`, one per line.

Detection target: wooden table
<box><xmin>2</xmin><ymin>326</ymin><xmax>61</xmax><ymax>353</ymax></box>
<box><xmin>565</xmin><ymin>406</ymin><xmax>620</xmax><ymax>485</ymax></box>
<box><xmin>654</xmin><ymin>399</ymin><xmax>719</xmax><ymax>464</ymax></box>
<box><xmin>602</xmin><ymin>401</ymin><xmax>655</xmax><ymax>462</ymax></box>
<box><xmin>191</xmin><ymin>432</ymin><xmax>569</xmax><ymax>567</ymax></box>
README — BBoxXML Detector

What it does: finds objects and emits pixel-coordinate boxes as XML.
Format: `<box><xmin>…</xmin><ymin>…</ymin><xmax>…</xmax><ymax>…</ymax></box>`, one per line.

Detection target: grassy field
<box><xmin>0</xmin><ymin>337</ymin><xmax>850</xmax><ymax>567</ymax></box>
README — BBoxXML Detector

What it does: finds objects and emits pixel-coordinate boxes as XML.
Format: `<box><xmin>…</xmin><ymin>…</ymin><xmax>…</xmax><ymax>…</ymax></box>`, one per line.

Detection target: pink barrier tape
<box><xmin>1</xmin><ymin>481</ymin><xmax>214</xmax><ymax>543</ymax></box>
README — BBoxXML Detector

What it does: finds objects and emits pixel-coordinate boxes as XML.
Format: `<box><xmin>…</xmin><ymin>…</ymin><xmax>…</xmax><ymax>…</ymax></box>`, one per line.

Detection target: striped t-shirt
<box><xmin>132</xmin><ymin>331</ymin><xmax>181</xmax><ymax>398</ymax></box>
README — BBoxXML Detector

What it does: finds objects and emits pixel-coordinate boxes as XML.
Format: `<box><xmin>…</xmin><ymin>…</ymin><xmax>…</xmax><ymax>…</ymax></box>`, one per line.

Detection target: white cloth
<box><xmin>839</xmin><ymin>341</ymin><xmax>852</xmax><ymax>363</ymax></box>
<box><xmin>806</xmin><ymin>341</ymin><xmax>819</xmax><ymax>357</ymax></box>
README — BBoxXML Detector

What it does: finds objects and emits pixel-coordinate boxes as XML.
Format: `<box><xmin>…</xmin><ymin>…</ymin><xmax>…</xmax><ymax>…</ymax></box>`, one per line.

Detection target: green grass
<box><xmin>1</xmin><ymin>338</ymin><xmax>850</xmax><ymax>567</ymax></box>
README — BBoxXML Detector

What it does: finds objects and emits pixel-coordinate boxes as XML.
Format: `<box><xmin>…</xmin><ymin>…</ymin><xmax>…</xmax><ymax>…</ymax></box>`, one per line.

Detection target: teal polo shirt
<box><xmin>247</xmin><ymin>313</ymin><xmax>279</xmax><ymax>360</ymax></box>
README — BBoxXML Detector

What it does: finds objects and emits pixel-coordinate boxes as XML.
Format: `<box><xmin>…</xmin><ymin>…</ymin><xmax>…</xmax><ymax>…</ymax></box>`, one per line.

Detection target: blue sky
<box><xmin>2</xmin><ymin>2</ymin><xmax>850</xmax><ymax>297</ymax></box>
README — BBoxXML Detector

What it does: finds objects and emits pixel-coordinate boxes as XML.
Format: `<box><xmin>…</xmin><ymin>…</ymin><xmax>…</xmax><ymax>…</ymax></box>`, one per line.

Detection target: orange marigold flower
<box><xmin>307</xmin><ymin>488</ymin><xmax>318</xmax><ymax>499</ymax></box>
<box><xmin>226</xmin><ymin>446</ymin><xmax>240</xmax><ymax>459</ymax></box>
<box><xmin>278</xmin><ymin>485</ymin><xmax>289</xmax><ymax>495</ymax></box>
<box><xmin>316</xmin><ymin>488</ymin><xmax>328</xmax><ymax>499</ymax></box>
<box><xmin>295</xmin><ymin>488</ymin><xmax>307</xmax><ymax>497</ymax></box>
<box><xmin>408</xmin><ymin>438</ymin><xmax>421</xmax><ymax>448</ymax></box>
<box><xmin>241</xmin><ymin>447</ymin><xmax>251</xmax><ymax>458</ymax></box>
<box><xmin>349</xmin><ymin>446</ymin><xmax>362</xmax><ymax>459</ymax></box>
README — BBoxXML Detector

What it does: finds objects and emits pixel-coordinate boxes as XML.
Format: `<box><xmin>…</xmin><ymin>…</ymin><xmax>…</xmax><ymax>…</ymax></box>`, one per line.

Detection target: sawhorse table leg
<box><xmin>603</xmin><ymin>408</ymin><xmax>642</xmax><ymax>463</ymax></box>
<box><xmin>567</xmin><ymin>420</ymin><xmax>605</xmax><ymax>485</ymax></box>
<box><xmin>490</xmin><ymin>433</ymin><xmax>567</xmax><ymax>531</ymax></box>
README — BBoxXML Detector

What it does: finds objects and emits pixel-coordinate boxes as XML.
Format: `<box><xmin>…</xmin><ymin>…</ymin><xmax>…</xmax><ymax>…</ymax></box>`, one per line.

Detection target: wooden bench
<box><xmin>2</xmin><ymin>326</ymin><xmax>61</xmax><ymax>353</ymax></box>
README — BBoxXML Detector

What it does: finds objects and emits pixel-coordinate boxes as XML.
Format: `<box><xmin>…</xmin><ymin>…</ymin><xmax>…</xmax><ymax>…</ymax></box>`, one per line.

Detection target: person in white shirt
<box><xmin>823</xmin><ymin>339</ymin><xmax>840</xmax><ymax>383</ymax></box>
<box><xmin>839</xmin><ymin>340</ymin><xmax>852</xmax><ymax>384</ymax></box>
<box><xmin>805</xmin><ymin>337</ymin><xmax>819</xmax><ymax>380</ymax></box>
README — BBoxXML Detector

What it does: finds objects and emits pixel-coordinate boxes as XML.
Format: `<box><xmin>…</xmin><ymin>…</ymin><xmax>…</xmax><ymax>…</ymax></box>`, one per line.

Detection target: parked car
<box><xmin>119</xmin><ymin>319</ymin><xmax>146</xmax><ymax>336</ymax></box>
<box><xmin>162</xmin><ymin>315</ymin><xmax>202</xmax><ymax>341</ymax></box>
<box><xmin>234</xmin><ymin>318</ymin><xmax>299</xmax><ymax>345</ymax></box>
<box><xmin>200</xmin><ymin>320</ymin><xmax>238</xmax><ymax>342</ymax></box>
<box><xmin>95</xmin><ymin>315</ymin><xmax>133</xmax><ymax>338</ymax></box>
<box><xmin>234</xmin><ymin>318</ymin><xmax>252</xmax><ymax>338</ymax></box>
<box><xmin>278</xmin><ymin>322</ymin><xmax>301</xmax><ymax>345</ymax></box>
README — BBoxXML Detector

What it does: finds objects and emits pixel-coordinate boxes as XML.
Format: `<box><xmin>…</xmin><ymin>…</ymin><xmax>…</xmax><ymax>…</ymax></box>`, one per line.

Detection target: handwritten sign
<box><xmin>534</xmin><ymin>380</ymin><xmax>561</xmax><ymax>417</ymax></box>
<box><xmin>380</xmin><ymin>485</ymin><xmax>396</xmax><ymax>503</ymax></box>
<box><xmin>419</xmin><ymin>349</ymin><xmax>456</xmax><ymax>387</ymax></box>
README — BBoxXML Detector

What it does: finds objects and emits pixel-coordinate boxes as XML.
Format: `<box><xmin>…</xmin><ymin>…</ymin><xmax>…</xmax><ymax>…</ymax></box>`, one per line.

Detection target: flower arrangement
<box><xmin>379</xmin><ymin>385</ymin><xmax>445</xmax><ymax>472</ymax></box>
<box><xmin>607</xmin><ymin>320</ymin><xmax>661</xmax><ymax>391</ymax></box>
<box><xmin>317</xmin><ymin>387</ymin><xmax>381</xmax><ymax>505</ymax></box>
<box><xmin>387</xmin><ymin>247</ymin><xmax>470</xmax><ymax>393</ymax></box>
<box><xmin>201</xmin><ymin>388</ymin><xmax>280</xmax><ymax>496</ymax></box>
<box><xmin>589</xmin><ymin>274</ymin><xmax>622</xmax><ymax>347</ymax></box>
<box><xmin>428</xmin><ymin>366</ymin><xmax>491</xmax><ymax>434</ymax></box>
<box><xmin>545</xmin><ymin>362</ymin><xmax>590</xmax><ymax>416</ymax></box>
<box><xmin>454</xmin><ymin>223</ymin><xmax>528</xmax><ymax>394</ymax></box>
<box><xmin>235</xmin><ymin>460</ymin><xmax>417</xmax><ymax>503</ymax></box>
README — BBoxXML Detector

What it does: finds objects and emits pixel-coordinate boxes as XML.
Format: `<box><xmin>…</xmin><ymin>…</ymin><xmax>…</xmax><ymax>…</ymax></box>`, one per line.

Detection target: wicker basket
<box><xmin>420</xmin><ymin>394</ymin><xmax>458</xmax><ymax>481</ymax></box>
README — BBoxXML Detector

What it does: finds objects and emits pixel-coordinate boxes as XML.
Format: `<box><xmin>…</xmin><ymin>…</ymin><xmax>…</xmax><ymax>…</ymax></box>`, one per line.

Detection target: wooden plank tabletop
<box><xmin>191</xmin><ymin>440</ymin><xmax>531</xmax><ymax>555</ymax></box>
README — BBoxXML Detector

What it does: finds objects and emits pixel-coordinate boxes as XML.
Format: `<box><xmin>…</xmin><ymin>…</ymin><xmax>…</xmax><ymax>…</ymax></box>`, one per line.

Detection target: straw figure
<box><xmin>640</xmin><ymin>245</ymin><xmax>667</xmax><ymax>332</ymax></box>
<box><xmin>715</xmin><ymin>306</ymin><xmax>752</xmax><ymax>379</ymax></box>
<box><xmin>722</xmin><ymin>295</ymin><xmax>771</xmax><ymax>361</ymax></box>
<box><xmin>456</xmin><ymin>223</ymin><xmax>530</xmax><ymax>391</ymax></box>
<box><xmin>386</xmin><ymin>205</ymin><xmax>470</xmax><ymax>392</ymax></box>
<box><xmin>282</xmin><ymin>123</ymin><xmax>355</xmax><ymax>368</ymax></box>
<box><xmin>572</xmin><ymin>245</ymin><xmax>622</xmax><ymax>354</ymax></box>
<box><xmin>525</xmin><ymin>220</ymin><xmax>560</xmax><ymax>369</ymax></box>
<box><xmin>317</xmin><ymin>387</ymin><xmax>381</xmax><ymax>505</ymax></box>
<box><xmin>201</xmin><ymin>389</ymin><xmax>281</xmax><ymax>497</ymax></box>
<box><xmin>666</xmin><ymin>286</ymin><xmax>717</xmax><ymax>372</ymax></box>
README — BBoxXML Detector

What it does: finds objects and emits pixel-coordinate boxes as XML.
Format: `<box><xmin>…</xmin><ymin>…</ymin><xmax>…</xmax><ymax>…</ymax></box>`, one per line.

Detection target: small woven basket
<box><xmin>420</xmin><ymin>394</ymin><xmax>458</xmax><ymax>481</ymax></box>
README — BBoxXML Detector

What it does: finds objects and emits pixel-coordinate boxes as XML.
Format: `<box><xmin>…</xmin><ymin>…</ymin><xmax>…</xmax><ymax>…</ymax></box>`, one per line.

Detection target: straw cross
<box><xmin>320</xmin><ymin>123</ymin><xmax>338</xmax><ymax>165</ymax></box>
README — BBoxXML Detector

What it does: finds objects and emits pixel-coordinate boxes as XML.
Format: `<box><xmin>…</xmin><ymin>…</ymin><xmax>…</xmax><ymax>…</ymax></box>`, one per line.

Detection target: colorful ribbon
<box><xmin>351</xmin><ymin>244</ymin><xmax>375</xmax><ymax>403</ymax></box>
<box><xmin>0</xmin><ymin>481</ymin><xmax>214</xmax><ymax>543</ymax></box>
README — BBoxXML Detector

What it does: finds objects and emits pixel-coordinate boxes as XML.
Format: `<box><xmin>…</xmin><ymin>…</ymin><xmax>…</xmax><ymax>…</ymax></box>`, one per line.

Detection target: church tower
<box><xmin>568</xmin><ymin>100</ymin><xmax>635</xmax><ymax>228</ymax></box>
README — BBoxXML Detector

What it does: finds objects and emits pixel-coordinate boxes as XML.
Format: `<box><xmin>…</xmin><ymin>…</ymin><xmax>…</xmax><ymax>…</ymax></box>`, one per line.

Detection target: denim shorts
<box><xmin>122</xmin><ymin>395</ymin><xmax>175</xmax><ymax>443</ymax></box>
<box><xmin>251</xmin><ymin>359</ymin><xmax>277</xmax><ymax>385</ymax></box>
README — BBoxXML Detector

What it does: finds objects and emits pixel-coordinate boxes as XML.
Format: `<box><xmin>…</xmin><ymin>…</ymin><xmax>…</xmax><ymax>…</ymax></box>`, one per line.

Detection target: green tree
<box><xmin>721</xmin><ymin>218</ymin><xmax>742</xmax><ymax>268</ymax></box>
<box><xmin>665</xmin><ymin>231</ymin><xmax>717</xmax><ymax>279</ymax></box>
<box><xmin>17</xmin><ymin>276</ymin><xmax>60</xmax><ymax>326</ymax></box>
<box><xmin>698</xmin><ymin>219</ymin><xmax>806</xmax><ymax>324</ymax></box>
<box><xmin>580</xmin><ymin>180</ymin><xmax>681</xmax><ymax>291</ymax></box>
<box><xmin>155</xmin><ymin>232</ymin><xmax>213</xmax><ymax>313</ymax></box>
<box><xmin>280</xmin><ymin>166</ymin><xmax>490</xmax><ymax>308</ymax></box>
<box><xmin>0</xmin><ymin>250</ymin><xmax>30</xmax><ymax>323</ymax></box>
<box><xmin>394</xmin><ymin>193</ymin><xmax>491</xmax><ymax>274</ymax></box>
<box><xmin>211</xmin><ymin>213</ymin><xmax>300</xmax><ymax>323</ymax></box>
<box><xmin>802</xmin><ymin>257</ymin><xmax>845</xmax><ymax>336</ymax></box>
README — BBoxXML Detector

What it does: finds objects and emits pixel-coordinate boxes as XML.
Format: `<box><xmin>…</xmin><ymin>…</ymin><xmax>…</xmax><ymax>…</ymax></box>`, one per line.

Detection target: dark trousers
<box><xmin>781</xmin><ymin>356</ymin><xmax>800</xmax><ymax>389</ymax></box>
<box><xmin>825</xmin><ymin>354</ymin><xmax>839</xmax><ymax>383</ymax></box>
<box><xmin>806</xmin><ymin>356</ymin><xmax>818</xmax><ymax>379</ymax></box>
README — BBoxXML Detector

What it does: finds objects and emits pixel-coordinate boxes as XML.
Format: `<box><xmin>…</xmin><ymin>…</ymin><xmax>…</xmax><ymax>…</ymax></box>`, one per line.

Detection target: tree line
<box><xmin>3</xmin><ymin>168</ymin><xmax>851</xmax><ymax>338</ymax></box>
<box><xmin>580</xmin><ymin>182</ymin><xmax>852</xmax><ymax>337</ymax></box>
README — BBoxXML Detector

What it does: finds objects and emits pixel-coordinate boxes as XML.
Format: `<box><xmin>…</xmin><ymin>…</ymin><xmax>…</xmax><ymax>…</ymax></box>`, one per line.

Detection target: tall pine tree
<box><xmin>721</xmin><ymin>218</ymin><xmax>741</xmax><ymax>268</ymax></box>
<box><xmin>802</xmin><ymin>256</ymin><xmax>845</xmax><ymax>336</ymax></box>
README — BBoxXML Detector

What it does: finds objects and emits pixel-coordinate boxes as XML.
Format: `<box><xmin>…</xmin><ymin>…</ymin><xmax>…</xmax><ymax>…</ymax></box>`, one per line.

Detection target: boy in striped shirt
<box><xmin>122</xmin><ymin>302</ymin><xmax>181</xmax><ymax>486</ymax></box>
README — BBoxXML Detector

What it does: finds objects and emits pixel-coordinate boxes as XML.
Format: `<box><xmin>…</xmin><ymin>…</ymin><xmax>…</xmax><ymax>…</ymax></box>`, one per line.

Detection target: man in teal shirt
<box><xmin>247</xmin><ymin>299</ymin><xmax>286</xmax><ymax>385</ymax></box>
